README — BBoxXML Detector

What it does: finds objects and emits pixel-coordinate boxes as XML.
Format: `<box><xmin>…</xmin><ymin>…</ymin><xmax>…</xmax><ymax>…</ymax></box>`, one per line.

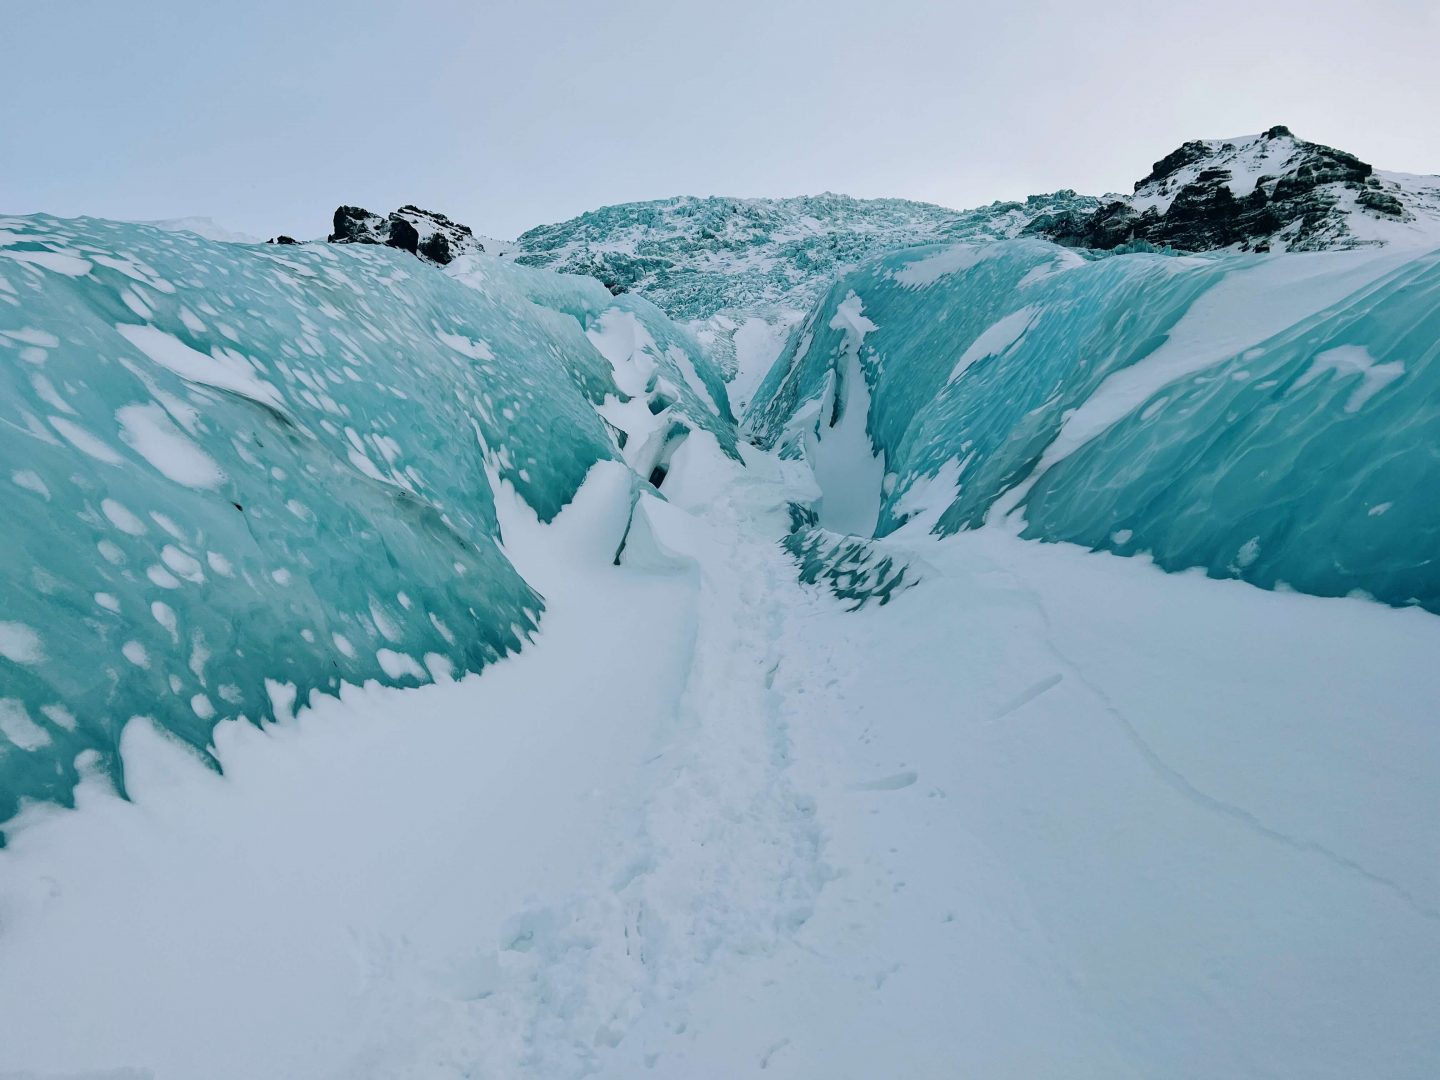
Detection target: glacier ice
<box><xmin>748</xmin><ymin>239</ymin><xmax>1440</xmax><ymax>612</ymax></box>
<box><xmin>0</xmin><ymin>214</ymin><xmax>732</xmax><ymax>828</ymax></box>
<box><xmin>3</xmin><ymin>125</ymin><xmax>1439</xmax><ymax>1079</ymax></box>
<box><xmin>5</xmin><ymin>209</ymin><xmax>1439</xmax><ymax>829</ymax></box>
<box><xmin>513</xmin><ymin>191</ymin><xmax>1100</xmax><ymax>334</ymax></box>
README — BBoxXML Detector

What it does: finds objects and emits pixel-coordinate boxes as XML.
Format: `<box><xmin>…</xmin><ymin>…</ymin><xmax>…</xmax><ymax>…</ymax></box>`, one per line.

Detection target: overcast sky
<box><xmin>3</xmin><ymin>0</ymin><xmax>1437</xmax><ymax>240</ymax></box>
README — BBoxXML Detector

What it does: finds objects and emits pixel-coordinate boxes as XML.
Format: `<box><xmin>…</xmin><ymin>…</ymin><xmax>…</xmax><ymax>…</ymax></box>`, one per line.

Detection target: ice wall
<box><xmin>748</xmin><ymin>239</ymin><xmax>1440</xmax><ymax>611</ymax></box>
<box><xmin>0</xmin><ymin>215</ymin><xmax>731</xmax><ymax>827</ymax></box>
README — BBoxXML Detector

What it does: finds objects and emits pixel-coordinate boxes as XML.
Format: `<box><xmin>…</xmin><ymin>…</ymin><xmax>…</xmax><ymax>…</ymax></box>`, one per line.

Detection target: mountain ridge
<box><xmin>1024</xmin><ymin>125</ymin><xmax>1440</xmax><ymax>253</ymax></box>
<box><xmin>241</xmin><ymin>128</ymin><xmax>1440</xmax><ymax>341</ymax></box>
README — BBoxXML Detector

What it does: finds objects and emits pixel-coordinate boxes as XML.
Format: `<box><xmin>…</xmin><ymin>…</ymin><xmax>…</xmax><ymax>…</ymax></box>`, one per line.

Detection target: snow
<box><xmin>0</xmin><ymin>249</ymin><xmax>93</xmax><ymax>276</ymax></box>
<box><xmin>1</xmin><ymin>444</ymin><xmax>1436</xmax><ymax>1078</ymax></box>
<box><xmin>1295</xmin><ymin>344</ymin><xmax>1406</xmax><ymax>412</ymax></box>
<box><xmin>1</xmin><ymin>328</ymin><xmax>61</xmax><ymax>348</ymax></box>
<box><xmin>48</xmin><ymin>415</ymin><xmax>124</xmax><ymax>465</ymax></box>
<box><xmin>375</xmin><ymin>648</ymin><xmax>426</xmax><ymax>680</ymax></box>
<box><xmin>890</xmin><ymin>243</ymin><xmax>989</xmax><ymax>287</ymax></box>
<box><xmin>115</xmin><ymin>403</ymin><xmax>226</xmax><ymax>488</ymax></box>
<box><xmin>726</xmin><ymin>314</ymin><xmax>797</xmax><ymax>412</ymax></box>
<box><xmin>116</xmin><ymin>323</ymin><xmax>284</xmax><ymax>409</ymax></box>
<box><xmin>10</xmin><ymin>469</ymin><xmax>49</xmax><ymax>498</ymax></box>
<box><xmin>100</xmin><ymin>498</ymin><xmax>147</xmax><ymax>535</ymax></box>
<box><xmin>946</xmin><ymin>304</ymin><xmax>1036</xmax><ymax>384</ymax></box>
<box><xmin>0</xmin><ymin>462</ymin><xmax>696</xmax><ymax>1079</ymax></box>
<box><xmin>4</xmin><ymin>179</ymin><xmax>1440</xmax><ymax>1080</ymax></box>
<box><xmin>0</xmin><ymin>622</ymin><xmax>43</xmax><ymax>665</ymax></box>
<box><xmin>667</xmin><ymin>344</ymin><xmax>719</xmax><ymax>415</ymax></box>
<box><xmin>1130</xmin><ymin>132</ymin><xmax>1297</xmax><ymax>215</ymax></box>
<box><xmin>808</xmin><ymin>293</ymin><xmax>883</xmax><ymax>535</ymax></box>
<box><xmin>0</xmin><ymin>699</ymin><xmax>50</xmax><ymax>751</ymax></box>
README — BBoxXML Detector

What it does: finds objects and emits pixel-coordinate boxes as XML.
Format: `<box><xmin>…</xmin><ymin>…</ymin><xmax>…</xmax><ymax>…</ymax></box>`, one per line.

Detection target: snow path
<box><xmin>1</xmin><ymin>442</ymin><xmax>1438</xmax><ymax>1078</ymax></box>
<box><xmin>440</xmin><ymin>445</ymin><xmax>831</xmax><ymax>1077</ymax></box>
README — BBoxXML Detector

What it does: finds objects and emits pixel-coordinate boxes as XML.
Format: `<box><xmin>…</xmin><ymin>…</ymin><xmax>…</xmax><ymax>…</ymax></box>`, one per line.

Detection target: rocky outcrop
<box><xmin>327</xmin><ymin>204</ymin><xmax>483</xmax><ymax>265</ymax></box>
<box><xmin>1024</xmin><ymin>126</ymin><xmax>1435</xmax><ymax>253</ymax></box>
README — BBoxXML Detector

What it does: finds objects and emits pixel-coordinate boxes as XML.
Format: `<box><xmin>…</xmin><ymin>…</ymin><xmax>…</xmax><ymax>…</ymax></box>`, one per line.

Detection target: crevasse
<box><xmin>4</xmin><ymin>215</ymin><xmax>1440</xmax><ymax>827</ymax></box>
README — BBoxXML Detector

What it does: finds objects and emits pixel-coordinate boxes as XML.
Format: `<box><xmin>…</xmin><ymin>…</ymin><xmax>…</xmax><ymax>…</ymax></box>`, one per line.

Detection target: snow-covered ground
<box><xmin>2</xmin><ymin>435</ymin><xmax>1435</xmax><ymax>1079</ymax></box>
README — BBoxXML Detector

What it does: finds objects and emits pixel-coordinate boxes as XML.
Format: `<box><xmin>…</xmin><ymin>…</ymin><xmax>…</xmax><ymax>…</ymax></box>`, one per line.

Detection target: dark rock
<box><xmin>1135</xmin><ymin>140</ymin><xmax>1211</xmax><ymax>191</ymax></box>
<box><xmin>1028</xmin><ymin>127</ymin><xmax>1400</xmax><ymax>253</ymax></box>
<box><xmin>267</xmin><ymin>236</ymin><xmax>300</xmax><ymax>245</ymax></box>
<box><xmin>325</xmin><ymin>203</ymin><xmax>483</xmax><ymax>266</ymax></box>
<box><xmin>1357</xmin><ymin>189</ymin><xmax>1406</xmax><ymax>217</ymax></box>
<box><xmin>385</xmin><ymin>215</ymin><xmax>420</xmax><ymax>254</ymax></box>
<box><xmin>330</xmin><ymin>205</ymin><xmax>387</xmax><ymax>245</ymax></box>
<box><xmin>400</xmin><ymin>205</ymin><xmax>474</xmax><ymax>238</ymax></box>
<box><xmin>1023</xmin><ymin>201</ymin><xmax>1143</xmax><ymax>248</ymax></box>
<box><xmin>418</xmin><ymin>232</ymin><xmax>452</xmax><ymax>264</ymax></box>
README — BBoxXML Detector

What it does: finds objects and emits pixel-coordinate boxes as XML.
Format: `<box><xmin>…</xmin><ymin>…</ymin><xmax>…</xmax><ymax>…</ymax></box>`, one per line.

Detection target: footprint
<box><xmin>987</xmin><ymin>672</ymin><xmax>1063</xmax><ymax>720</ymax></box>
<box><xmin>849</xmin><ymin>770</ymin><xmax>917</xmax><ymax>791</ymax></box>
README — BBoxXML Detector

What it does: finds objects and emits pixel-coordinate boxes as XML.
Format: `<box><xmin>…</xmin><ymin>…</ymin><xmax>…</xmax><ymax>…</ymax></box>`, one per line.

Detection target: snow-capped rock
<box><xmin>327</xmin><ymin>204</ymin><xmax>488</xmax><ymax>265</ymax></box>
<box><xmin>1025</xmin><ymin>126</ymin><xmax>1440</xmax><ymax>252</ymax></box>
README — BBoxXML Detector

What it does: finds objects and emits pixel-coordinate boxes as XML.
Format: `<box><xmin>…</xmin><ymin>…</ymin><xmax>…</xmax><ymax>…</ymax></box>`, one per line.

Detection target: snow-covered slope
<box><xmin>1</xmin><ymin>437</ymin><xmax>1436</xmax><ymax>1080</ymax></box>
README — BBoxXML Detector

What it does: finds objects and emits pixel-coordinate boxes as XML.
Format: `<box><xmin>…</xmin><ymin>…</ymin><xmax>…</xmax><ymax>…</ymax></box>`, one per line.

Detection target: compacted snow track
<box><xmin>451</xmin><ymin>446</ymin><xmax>833</xmax><ymax>1077</ymax></box>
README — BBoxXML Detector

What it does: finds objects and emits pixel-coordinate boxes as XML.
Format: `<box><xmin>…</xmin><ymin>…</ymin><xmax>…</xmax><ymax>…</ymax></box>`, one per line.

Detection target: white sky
<box><xmin>2</xmin><ymin>0</ymin><xmax>1437</xmax><ymax>240</ymax></box>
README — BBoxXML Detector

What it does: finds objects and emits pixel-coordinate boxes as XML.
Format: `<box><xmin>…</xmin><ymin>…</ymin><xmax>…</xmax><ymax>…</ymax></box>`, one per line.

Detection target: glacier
<box><xmin>2</xmin><ymin>128</ymin><xmax>1439</xmax><ymax>1080</ymax></box>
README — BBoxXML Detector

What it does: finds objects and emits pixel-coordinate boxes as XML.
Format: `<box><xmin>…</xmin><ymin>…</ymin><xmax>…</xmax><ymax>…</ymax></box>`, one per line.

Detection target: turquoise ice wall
<box><xmin>0</xmin><ymin>215</ymin><xmax>731</xmax><ymax>826</ymax></box>
<box><xmin>749</xmin><ymin>240</ymin><xmax>1440</xmax><ymax>611</ymax></box>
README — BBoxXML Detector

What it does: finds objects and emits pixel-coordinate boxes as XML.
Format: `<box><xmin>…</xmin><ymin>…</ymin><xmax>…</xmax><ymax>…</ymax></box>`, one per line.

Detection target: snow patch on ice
<box><xmin>0</xmin><ymin>622</ymin><xmax>44</xmax><ymax>665</ymax></box>
<box><xmin>116</xmin><ymin>403</ymin><xmax>225</xmax><ymax>488</ymax></box>
<box><xmin>891</xmin><ymin>244</ymin><xmax>989</xmax><ymax>287</ymax></box>
<box><xmin>947</xmin><ymin>305</ymin><xmax>1038</xmax><ymax>385</ymax></box>
<box><xmin>116</xmin><ymin>324</ymin><xmax>283</xmax><ymax>409</ymax></box>
<box><xmin>1295</xmin><ymin>345</ymin><xmax>1405</xmax><ymax>412</ymax></box>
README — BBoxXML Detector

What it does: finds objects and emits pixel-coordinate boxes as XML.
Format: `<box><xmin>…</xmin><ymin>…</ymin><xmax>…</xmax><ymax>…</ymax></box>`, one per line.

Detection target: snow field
<box><xmin>2</xmin><ymin>439</ymin><xmax>1437</xmax><ymax>1078</ymax></box>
